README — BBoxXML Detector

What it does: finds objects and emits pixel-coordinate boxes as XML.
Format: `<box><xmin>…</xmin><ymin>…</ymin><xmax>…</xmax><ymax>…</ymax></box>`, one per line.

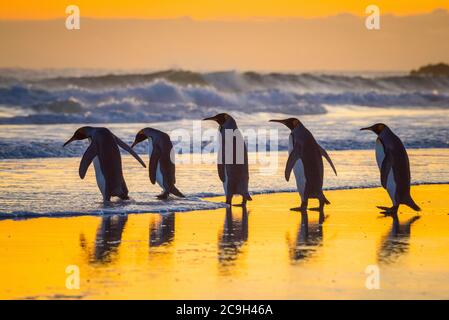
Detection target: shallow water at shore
<box><xmin>0</xmin><ymin>149</ymin><xmax>449</xmax><ymax>217</ymax></box>
<box><xmin>0</xmin><ymin>185</ymin><xmax>448</xmax><ymax>299</ymax></box>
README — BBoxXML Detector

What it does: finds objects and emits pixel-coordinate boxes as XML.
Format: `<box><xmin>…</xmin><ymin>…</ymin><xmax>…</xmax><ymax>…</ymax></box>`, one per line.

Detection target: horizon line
<box><xmin>0</xmin><ymin>8</ymin><xmax>447</xmax><ymax>22</ymax></box>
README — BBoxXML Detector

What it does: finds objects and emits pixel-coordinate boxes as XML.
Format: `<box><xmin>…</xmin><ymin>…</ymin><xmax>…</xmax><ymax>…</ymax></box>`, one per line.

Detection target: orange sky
<box><xmin>1</xmin><ymin>0</ymin><xmax>448</xmax><ymax>19</ymax></box>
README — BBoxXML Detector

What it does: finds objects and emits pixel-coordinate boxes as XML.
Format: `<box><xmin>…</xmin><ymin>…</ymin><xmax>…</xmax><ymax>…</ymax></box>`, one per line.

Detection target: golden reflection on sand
<box><xmin>0</xmin><ymin>185</ymin><xmax>449</xmax><ymax>299</ymax></box>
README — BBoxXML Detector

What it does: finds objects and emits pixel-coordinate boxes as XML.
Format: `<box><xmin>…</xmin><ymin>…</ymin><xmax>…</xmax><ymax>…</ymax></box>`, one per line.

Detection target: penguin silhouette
<box><xmin>203</xmin><ymin>113</ymin><xmax>252</xmax><ymax>206</ymax></box>
<box><xmin>270</xmin><ymin>118</ymin><xmax>337</xmax><ymax>212</ymax></box>
<box><xmin>64</xmin><ymin>126</ymin><xmax>146</xmax><ymax>202</ymax></box>
<box><xmin>131</xmin><ymin>128</ymin><xmax>184</xmax><ymax>199</ymax></box>
<box><xmin>361</xmin><ymin>123</ymin><xmax>421</xmax><ymax>214</ymax></box>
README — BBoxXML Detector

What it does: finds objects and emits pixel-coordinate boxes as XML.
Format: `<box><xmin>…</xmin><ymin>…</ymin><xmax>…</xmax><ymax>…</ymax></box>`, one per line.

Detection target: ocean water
<box><xmin>1</xmin><ymin>69</ymin><xmax>449</xmax><ymax>217</ymax></box>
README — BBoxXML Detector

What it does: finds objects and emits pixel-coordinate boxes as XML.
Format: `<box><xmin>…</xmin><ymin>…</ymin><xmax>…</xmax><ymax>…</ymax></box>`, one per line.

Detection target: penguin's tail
<box><xmin>322</xmin><ymin>194</ymin><xmax>331</xmax><ymax>205</ymax></box>
<box><xmin>243</xmin><ymin>193</ymin><xmax>252</xmax><ymax>201</ymax></box>
<box><xmin>170</xmin><ymin>186</ymin><xmax>185</xmax><ymax>198</ymax></box>
<box><xmin>404</xmin><ymin>196</ymin><xmax>421</xmax><ymax>212</ymax></box>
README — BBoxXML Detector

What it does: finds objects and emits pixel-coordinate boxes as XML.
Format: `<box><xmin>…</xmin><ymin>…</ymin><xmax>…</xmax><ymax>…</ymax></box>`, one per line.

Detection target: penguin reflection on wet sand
<box><xmin>64</xmin><ymin>126</ymin><xmax>146</xmax><ymax>202</ymax></box>
<box><xmin>94</xmin><ymin>215</ymin><xmax>128</xmax><ymax>263</ymax></box>
<box><xmin>270</xmin><ymin>118</ymin><xmax>337</xmax><ymax>212</ymax></box>
<box><xmin>288</xmin><ymin>212</ymin><xmax>325</xmax><ymax>262</ymax></box>
<box><xmin>203</xmin><ymin>113</ymin><xmax>252</xmax><ymax>206</ymax></box>
<box><xmin>149</xmin><ymin>213</ymin><xmax>175</xmax><ymax>247</ymax></box>
<box><xmin>361</xmin><ymin>123</ymin><xmax>421</xmax><ymax>214</ymax></box>
<box><xmin>78</xmin><ymin>214</ymin><xmax>128</xmax><ymax>264</ymax></box>
<box><xmin>378</xmin><ymin>212</ymin><xmax>420</xmax><ymax>264</ymax></box>
<box><xmin>218</xmin><ymin>206</ymin><xmax>248</xmax><ymax>265</ymax></box>
<box><xmin>131</xmin><ymin>128</ymin><xmax>185</xmax><ymax>199</ymax></box>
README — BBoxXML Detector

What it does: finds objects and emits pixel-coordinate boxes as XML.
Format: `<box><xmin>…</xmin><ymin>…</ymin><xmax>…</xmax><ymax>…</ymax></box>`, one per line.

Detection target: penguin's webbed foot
<box><xmin>119</xmin><ymin>195</ymin><xmax>130</xmax><ymax>201</ymax></box>
<box><xmin>290</xmin><ymin>206</ymin><xmax>307</xmax><ymax>213</ymax></box>
<box><xmin>225</xmin><ymin>195</ymin><xmax>233</xmax><ymax>206</ymax></box>
<box><xmin>377</xmin><ymin>205</ymin><xmax>398</xmax><ymax>216</ymax></box>
<box><xmin>156</xmin><ymin>192</ymin><xmax>169</xmax><ymax>200</ymax></box>
<box><xmin>232</xmin><ymin>202</ymin><xmax>247</xmax><ymax>208</ymax></box>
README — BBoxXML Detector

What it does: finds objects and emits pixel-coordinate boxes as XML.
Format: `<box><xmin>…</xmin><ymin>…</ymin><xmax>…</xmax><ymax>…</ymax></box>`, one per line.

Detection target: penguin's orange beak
<box><xmin>360</xmin><ymin>126</ymin><xmax>373</xmax><ymax>131</ymax></box>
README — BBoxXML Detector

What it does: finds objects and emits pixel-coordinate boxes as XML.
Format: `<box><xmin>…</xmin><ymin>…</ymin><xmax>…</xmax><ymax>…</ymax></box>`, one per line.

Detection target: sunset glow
<box><xmin>0</xmin><ymin>0</ymin><xmax>448</xmax><ymax>20</ymax></box>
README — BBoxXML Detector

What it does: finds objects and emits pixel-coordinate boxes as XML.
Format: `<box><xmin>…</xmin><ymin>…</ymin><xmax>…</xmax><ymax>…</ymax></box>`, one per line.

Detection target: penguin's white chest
<box><xmin>289</xmin><ymin>136</ymin><xmax>306</xmax><ymax>199</ymax></box>
<box><xmin>87</xmin><ymin>137</ymin><xmax>106</xmax><ymax>198</ymax></box>
<box><xmin>92</xmin><ymin>156</ymin><xmax>106</xmax><ymax>197</ymax></box>
<box><xmin>375</xmin><ymin>139</ymin><xmax>397</xmax><ymax>204</ymax></box>
<box><xmin>148</xmin><ymin>140</ymin><xmax>165</xmax><ymax>190</ymax></box>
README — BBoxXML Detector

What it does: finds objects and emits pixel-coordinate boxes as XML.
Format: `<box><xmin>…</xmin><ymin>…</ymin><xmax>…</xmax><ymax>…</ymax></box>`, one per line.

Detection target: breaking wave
<box><xmin>1</xmin><ymin>69</ymin><xmax>449</xmax><ymax>124</ymax></box>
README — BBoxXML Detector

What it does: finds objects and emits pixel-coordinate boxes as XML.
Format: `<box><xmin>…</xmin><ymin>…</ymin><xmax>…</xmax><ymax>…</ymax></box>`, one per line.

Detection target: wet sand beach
<box><xmin>0</xmin><ymin>184</ymin><xmax>448</xmax><ymax>299</ymax></box>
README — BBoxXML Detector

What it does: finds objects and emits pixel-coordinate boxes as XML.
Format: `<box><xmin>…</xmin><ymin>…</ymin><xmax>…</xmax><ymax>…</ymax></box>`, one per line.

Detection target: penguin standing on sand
<box><xmin>270</xmin><ymin>118</ymin><xmax>337</xmax><ymax>212</ymax></box>
<box><xmin>361</xmin><ymin>123</ymin><xmax>421</xmax><ymax>214</ymax></box>
<box><xmin>63</xmin><ymin>126</ymin><xmax>146</xmax><ymax>202</ymax></box>
<box><xmin>131</xmin><ymin>128</ymin><xmax>185</xmax><ymax>199</ymax></box>
<box><xmin>203</xmin><ymin>113</ymin><xmax>252</xmax><ymax>206</ymax></box>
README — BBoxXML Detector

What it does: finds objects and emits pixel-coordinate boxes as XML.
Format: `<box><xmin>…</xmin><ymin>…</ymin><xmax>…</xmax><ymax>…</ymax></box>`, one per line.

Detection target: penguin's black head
<box><xmin>63</xmin><ymin>127</ymin><xmax>90</xmax><ymax>147</ymax></box>
<box><xmin>131</xmin><ymin>129</ymin><xmax>148</xmax><ymax>148</ymax></box>
<box><xmin>269</xmin><ymin>118</ymin><xmax>300</xmax><ymax>130</ymax></box>
<box><xmin>202</xmin><ymin>113</ymin><xmax>230</xmax><ymax>125</ymax></box>
<box><xmin>360</xmin><ymin>123</ymin><xmax>387</xmax><ymax>135</ymax></box>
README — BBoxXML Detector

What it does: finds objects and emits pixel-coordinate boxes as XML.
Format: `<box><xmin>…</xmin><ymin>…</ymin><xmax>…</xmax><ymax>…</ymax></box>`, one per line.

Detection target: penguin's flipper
<box><xmin>217</xmin><ymin>163</ymin><xmax>225</xmax><ymax>182</ymax></box>
<box><xmin>79</xmin><ymin>143</ymin><xmax>97</xmax><ymax>179</ymax></box>
<box><xmin>285</xmin><ymin>147</ymin><xmax>302</xmax><ymax>181</ymax></box>
<box><xmin>319</xmin><ymin>145</ymin><xmax>337</xmax><ymax>176</ymax></box>
<box><xmin>380</xmin><ymin>152</ymin><xmax>393</xmax><ymax>189</ymax></box>
<box><xmin>149</xmin><ymin>146</ymin><xmax>161</xmax><ymax>184</ymax></box>
<box><xmin>114</xmin><ymin>135</ymin><xmax>146</xmax><ymax>168</ymax></box>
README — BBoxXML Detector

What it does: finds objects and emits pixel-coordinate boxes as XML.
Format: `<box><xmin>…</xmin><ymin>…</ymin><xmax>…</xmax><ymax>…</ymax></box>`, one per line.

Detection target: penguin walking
<box><xmin>203</xmin><ymin>113</ymin><xmax>252</xmax><ymax>206</ymax></box>
<box><xmin>131</xmin><ymin>128</ymin><xmax>185</xmax><ymax>199</ymax></box>
<box><xmin>63</xmin><ymin>126</ymin><xmax>146</xmax><ymax>202</ymax></box>
<box><xmin>270</xmin><ymin>118</ymin><xmax>337</xmax><ymax>212</ymax></box>
<box><xmin>361</xmin><ymin>123</ymin><xmax>421</xmax><ymax>214</ymax></box>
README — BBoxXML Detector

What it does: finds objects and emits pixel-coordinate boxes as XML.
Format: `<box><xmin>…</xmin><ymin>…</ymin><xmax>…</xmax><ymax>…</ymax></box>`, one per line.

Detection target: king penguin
<box><xmin>203</xmin><ymin>113</ymin><xmax>252</xmax><ymax>206</ymax></box>
<box><xmin>361</xmin><ymin>123</ymin><xmax>421</xmax><ymax>214</ymax></box>
<box><xmin>63</xmin><ymin>126</ymin><xmax>146</xmax><ymax>202</ymax></box>
<box><xmin>270</xmin><ymin>118</ymin><xmax>337</xmax><ymax>212</ymax></box>
<box><xmin>131</xmin><ymin>128</ymin><xmax>185</xmax><ymax>199</ymax></box>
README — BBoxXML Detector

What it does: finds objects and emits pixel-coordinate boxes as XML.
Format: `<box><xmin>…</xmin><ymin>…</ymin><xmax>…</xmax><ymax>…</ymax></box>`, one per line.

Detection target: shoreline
<box><xmin>1</xmin><ymin>182</ymin><xmax>448</xmax><ymax>220</ymax></box>
<box><xmin>2</xmin><ymin>148</ymin><xmax>449</xmax><ymax>219</ymax></box>
<box><xmin>2</xmin><ymin>146</ymin><xmax>449</xmax><ymax>160</ymax></box>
